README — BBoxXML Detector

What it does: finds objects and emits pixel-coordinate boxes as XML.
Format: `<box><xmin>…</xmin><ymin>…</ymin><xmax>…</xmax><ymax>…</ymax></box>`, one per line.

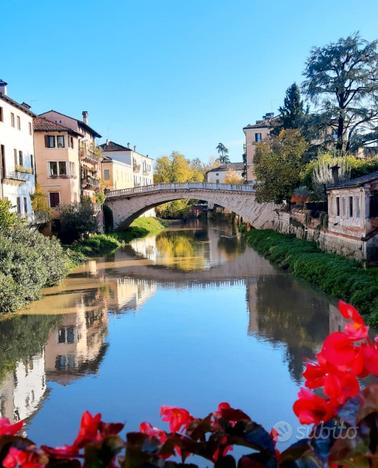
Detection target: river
<box><xmin>0</xmin><ymin>219</ymin><xmax>342</xmax><ymax>450</ymax></box>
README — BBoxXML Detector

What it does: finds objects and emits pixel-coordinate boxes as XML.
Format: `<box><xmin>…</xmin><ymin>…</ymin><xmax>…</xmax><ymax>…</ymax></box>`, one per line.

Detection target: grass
<box><xmin>245</xmin><ymin>229</ymin><xmax>378</xmax><ymax>326</ymax></box>
<box><xmin>73</xmin><ymin>217</ymin><xmax>166</xmax><ymax>257</ymax></box>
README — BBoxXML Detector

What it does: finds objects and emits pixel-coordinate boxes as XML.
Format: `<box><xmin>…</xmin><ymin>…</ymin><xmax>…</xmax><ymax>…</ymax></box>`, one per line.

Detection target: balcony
<box><xmin>2</xmin><ymin>171</ymin><xmax>27</xmax><ymax>183</ymax></box>
<box><xmin>81</xmin><ymin>175</ymin><xmax>100</xmax><ymax>190</ymax></box>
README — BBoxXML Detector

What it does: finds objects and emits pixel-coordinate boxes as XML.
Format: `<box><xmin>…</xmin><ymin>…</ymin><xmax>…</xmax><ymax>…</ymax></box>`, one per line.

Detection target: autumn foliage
<box><xmin>0</xmin><ymin>301</ymin><xmax>377</xmax><ymax>467</ymax></box>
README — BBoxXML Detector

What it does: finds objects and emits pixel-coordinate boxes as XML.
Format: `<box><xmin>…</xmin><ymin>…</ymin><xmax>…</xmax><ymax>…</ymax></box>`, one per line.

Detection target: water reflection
<box><xmin>0</xmin><ymin>221</ymin><xmax>336</xmax><ymax>442</ymax></box>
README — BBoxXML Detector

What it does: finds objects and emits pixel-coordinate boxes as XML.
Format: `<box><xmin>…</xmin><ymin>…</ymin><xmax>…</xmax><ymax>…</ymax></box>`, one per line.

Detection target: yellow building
<box><xmin>101</xmin><ymin>155</ymin><xmax>134</xmax><ymax>190</ymax></box>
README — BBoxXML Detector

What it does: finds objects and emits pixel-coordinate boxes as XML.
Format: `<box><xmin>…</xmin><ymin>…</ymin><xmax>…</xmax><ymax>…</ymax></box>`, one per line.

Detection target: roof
<box><xmin>0</xmin><ymin>92</ymin><xmax>35</xmax><ymax>117</ymax></box>
<box><xmin>99</xmin><ymin>140</ymin><xmax>130</xmax><ymax>152</ymax></box>
<box><xmin>243</xmin><ymin>116</ymin><xmax>280</xmax><ymax>131</ymax></box>
<box><xmin>39</xmin><ymin>109</ymin><xmax>102</xmax><ymax>138</ymax></box>
<box><xmin>33</xmin><ymin>116</ymin><xmax>82</xmax><ymax>136</ymax></box>
<box><xmin>327</xmin><ymin>171</ymin><xmax>378</xmax><ymax>190</ymax></box>
<box><xmin>99</xmin><ymin>140</ymin><xmax>153</xmax><ymax>160</ymax></box>
<box><xmin>207</xmin><ymin>162</ymin><xmax>244</xmax><ymax>173</ymax></box>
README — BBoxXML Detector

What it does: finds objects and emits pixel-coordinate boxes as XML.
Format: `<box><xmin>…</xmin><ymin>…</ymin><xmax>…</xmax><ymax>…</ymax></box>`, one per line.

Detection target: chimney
<box><xmin>0</xmin><ymin>80</ymin><xmax>8</xmax><ymax>96</ymax></box>
<box><xmin>82</xmin><ymin>111</ymin><xmax>88</xmax><ymax>124</ymax></box>
<box><xmin>133</xmin><ymin>145</ymin><xmax>136</xmax><ymax>151</ymax></box>
<box><xmin>105</xmin><ymin>138</ymin><xmax>109</xmax><ymax>145</ymax></box>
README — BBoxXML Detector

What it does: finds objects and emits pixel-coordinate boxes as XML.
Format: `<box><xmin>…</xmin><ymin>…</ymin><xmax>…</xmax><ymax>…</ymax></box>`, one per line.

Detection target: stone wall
<box><xmin>272</xmin><ymin>211</ymin><xmax>367</xmax><ymax>261</ymax></box>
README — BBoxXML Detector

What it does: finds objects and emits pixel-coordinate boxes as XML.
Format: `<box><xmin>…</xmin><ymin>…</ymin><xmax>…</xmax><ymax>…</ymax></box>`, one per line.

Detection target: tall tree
<box><xmin>216</xmin><ymin>143</ymin><xmax>230</xmax><ymax>164</ymax></box>
<box><xmin>254</xmin><ymin>130</ymin><xmax>308</xmax><ymax>203</ymax></box>
<box><xmin>275</xmin><ymin>83</ymin><xmax>307</xmax><ymax>133</ymax></box>
<box><xmin>303</xmin><ymin>33</ymin><xmax>378</xmax><ymax>154</ymax></box>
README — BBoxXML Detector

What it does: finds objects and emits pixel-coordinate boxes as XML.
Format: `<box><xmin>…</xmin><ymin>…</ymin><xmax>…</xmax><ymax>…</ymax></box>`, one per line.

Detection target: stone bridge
<box><xmin>105</xmin><ymin>183</ymin><xmax>276</xmax><ymax>229</ymax></box>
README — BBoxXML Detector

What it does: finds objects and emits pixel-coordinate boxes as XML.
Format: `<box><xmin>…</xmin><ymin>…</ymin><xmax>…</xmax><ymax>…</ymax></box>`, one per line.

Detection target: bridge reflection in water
<box><xmin>0</xmin><ymin>221</ymin><xmax>339</xmax><ymax>438</ymax></box>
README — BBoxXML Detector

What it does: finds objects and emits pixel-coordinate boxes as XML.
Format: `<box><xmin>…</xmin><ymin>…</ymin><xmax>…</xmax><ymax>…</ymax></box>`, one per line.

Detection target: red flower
<box><xmin>41</xmin><ymin>445</ymin><xmax>79</xmax><ymax>459</ymax></box>
<box><xmin>338</xmin><ymin>300</ymin><xmax>364</xmax><ymax>324</ymax></box>
<box><xmin>320</xmin><ymin>332</ymin><xmax>364</xmax><ymax>374</ymax></box>
<box><xmin>212</xmin><ymin>435</ymin><xmax>233</xmax><ymax>462</ymax></box>
<box><xmin>293</xmin><ymin>389</ymin><xmax>337</xmax><ymax>425</ymax></box>
<box><xmin>323</xmin><ymin>372</ymin><xmax>360</xmax><ymax>404</ymax></box>
<box><xmin>72</xmin><ymin>411</ymin><xmax>102</xmax><ymax>447</ymax></box>
<box><xmin>338</xmin><ymin>300</ymin><xmax>369</xmax><ymax>341</ymax></box>
<box><xmin>139</xmin><ymin>422</ymin><xmax>168</xmax><ymax>444</ymax></box>
<box><xmin>0</xmin><ymin>418</ymin><xmax>23</xmax><ymax>436</ymax></box>
<box><xmin>303</xmin><ymin>362</ymin><xmax>329</xmax><ymax>389</ymax></box>
<box><xmin>3</xmin><ymin>448</ymin><xmax>43</xmax><ymax>468</ymax></box>
<box><xmin>160</xmin><ymin>406</ymin><xmax>194</xmax><ymax>433</ymax></box>
<box><xmin>362</xmin><ymin>343</ymin><xmax>378</xmax><ymax>375</ymax></box>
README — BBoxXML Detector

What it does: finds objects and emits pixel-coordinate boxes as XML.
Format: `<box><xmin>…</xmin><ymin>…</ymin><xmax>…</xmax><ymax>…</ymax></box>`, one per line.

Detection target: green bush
<box><xmin>0</xmin><ymin>201</ymin><xmax>70</xmax><ymax>314</ymax></box>
<box><xmin>246</xmin><ymin>229</ymin><xmax>378</xmax><ymax>325</ymax></box>
<box><xmin>59</xmin><ymin>199</ymin><xmax>98</xmax><ymax>244</ymax></box>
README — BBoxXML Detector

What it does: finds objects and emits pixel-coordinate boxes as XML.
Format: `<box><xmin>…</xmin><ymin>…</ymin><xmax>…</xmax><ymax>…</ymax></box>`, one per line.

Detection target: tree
<box><xmin>254</xmin><ymin>129</ymin><xmax>308</xmax><ymax>203</ymax></box>
<box><xmin>154</xmin><ymin>156</ymin><xmax>172</xmax><ymax>183</ymax></box>
<box><xmin>59</xmin><ymin>199</ymin><xmax>98</xmax><ymax>243</ymax></box>
<box><xmin>224</xmin><ymin>170</ymin><xmax>243</xmax><ymax>184</ymax></box>
<box><xmin>216</xmin><ymin>143</ymin><xmax>230</xmax><ymax>164</ymax></box>
<box><xmin>303</xmin><ymin>33</ymin><xmax>378</xmax><ymax>154</ymax></box>
<box><xmin>274</xmin><ymin>83</ymin><xmax>308</xmax><ymax>134</ymax></box>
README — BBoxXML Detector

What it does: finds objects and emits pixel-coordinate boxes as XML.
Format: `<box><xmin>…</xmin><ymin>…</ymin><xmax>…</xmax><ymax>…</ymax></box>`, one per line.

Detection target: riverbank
<box><xmin>245</xmin><ymin>229</ymin><xmax>378</xmax><ymax>325</ymax></box>
<box><xmin>72</xmin><ymin>217</ymin><xmax>166</xmax><ymax>257</ymax></box>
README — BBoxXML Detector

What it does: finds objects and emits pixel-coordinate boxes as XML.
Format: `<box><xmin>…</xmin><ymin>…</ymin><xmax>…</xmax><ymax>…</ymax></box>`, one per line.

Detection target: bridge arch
<box><xmin>105</xmin><ymin>183</ymin><xmax>277</xmax><ymax>230</ymax></box>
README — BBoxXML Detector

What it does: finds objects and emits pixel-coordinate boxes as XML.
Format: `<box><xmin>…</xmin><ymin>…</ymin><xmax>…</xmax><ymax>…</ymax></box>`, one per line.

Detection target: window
<box><xmin>23</xmin><ymin>197</ymin><xmax>27</xmax><ymax>214</ymax></box>
<box><xmin>57</xmin><ymin>135</ymin><xmax>65</xmax><ymax>148</ymax></box>
<box><xmin>18</xmin><ymin>151</ymin><xmax>23</xmax><ymax>166</ymax></box>
<box><xmin>45</xmin><ymin>135</ymin><xmax>56</xmax><ymax>148</ymax></box>
<box><xmin>13</xmin><ymin>149</ymin><xmax>17</xmax><ymax>167</ymax></box>
<box><xmin>30</xmin><ymin>155</ymin><xmax>34</xmax><ymax>174</ymax></box>
<box><xmin>336</xmin><ymin>197</ymin><xmax>340</xmax><ymax>216</ymax></box>
<box><xmin>70</xmin><ymin>136</ymin><xmax>74</xmax><ymax>148</ymax></box>
<box><xmin>342</xmin><ymin>197</ymin><xmax>346</xmax><ymax>217</ymax></box>
<box><xmin>58</xmin><ymin>161</ymin><xmax>67</xmax><ymax>176</ymax></box>
<box><xmin>349</xmin><ymin>196</ymin><xmax>353</xmax><ymax>217</ymax></box>
<box><xmin>0</xmin><ymin>145</ymin><xmax>5</xmax><ymax>179</ymax></box>
<box><xmin>17</xmin><ymin>116</ymin><xmax>21</xmax><ymax>130</ymax></box>
<box><xmin>355</xmin><ymin>197</ymin><xmax>360</xmax><ymax>219</ymax></box>
<box><xmin>16</xmin><ymin>197</ymin><xmax>21</xmax><ymax>214</ymax></box>
<box><xmin>48</xmin><ymin>161</ymin><xmax>58</xmax><ymax>176</ymax></box>
<box><xmin>49</xmin><ymin>192</ymin><xmax>60</xmax><ymax>208</ymax></box>
<box><xmin>104</xmin><ymin>169</ymin><xmax>110</xmax><ymax>180</ymax></box>
<box><xmin>10</xmin><ymin>113</ymin><xmax>15</xmax><ymax>127</ymax></box>
<box><xmin>69</xmin><ymin>161</ymin><xmax>75</xmax><ymax>176</ymax></box>
<box><xmin>0</xmin><ymin>107</ymin><xmax>3</xmax><ymax>122</ymax></box>
<box><xmin>28</xmin><ymin>122</ymin><xmax>32</xmax><ymax>135</ymax></box>
<box><xmin>255</xmin><ymin>133</ymin><xmax>262</xmax><ymax>142</ymax></box>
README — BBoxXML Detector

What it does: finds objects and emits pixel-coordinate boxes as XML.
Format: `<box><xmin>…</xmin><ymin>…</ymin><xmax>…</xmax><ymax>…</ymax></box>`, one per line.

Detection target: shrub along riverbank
<box><xmin>246</xmin><ymin>229</ymin><xmax>378</xmax><ymax>326</ymax></box>
<box><xmin>73</xmin><ymin>217</ymin><xmax>166</xmax><ymax>256</ymax></box>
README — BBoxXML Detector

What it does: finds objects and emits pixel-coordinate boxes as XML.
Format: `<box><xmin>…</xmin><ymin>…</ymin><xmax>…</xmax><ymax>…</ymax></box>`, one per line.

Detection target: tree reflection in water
<box><xmin>247</xmin><ymin>275</ymin><xmax>330</xmax><ymax>383</ymax></box>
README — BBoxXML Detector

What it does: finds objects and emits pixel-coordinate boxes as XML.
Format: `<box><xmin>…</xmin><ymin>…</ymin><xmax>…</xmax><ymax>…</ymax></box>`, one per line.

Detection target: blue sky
<box><xmin>2</xmin><ymin>0</ymin><xmax>378</xmax><ymax>162</ymax></box>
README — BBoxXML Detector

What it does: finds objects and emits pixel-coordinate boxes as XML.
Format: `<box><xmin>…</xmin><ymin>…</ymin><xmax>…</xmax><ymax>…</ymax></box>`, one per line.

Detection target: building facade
<box><xmin>327</xmin><ymin>171</ymin><xmax>378</xmax><ymax>261</ymax></box>
<box><xmin>39</xmin><ymin>110</ymin><xmax>102</xmax><ymax>201</ymax></box>
<box><xmin>0</xmin><ymin>80</ymin><xmax>36</xmax><ymax>220</ymax></box>
<box><xmin>99</xmin><ymin>140</ymin><xmax>134</xmax><ymax>190</ymax></box>
<box><xmin>243</xmin><ymin>112</ymin><xmax>278</xmax><ymax>182</ymax></box>
<box><xmin>206</xmin><ymin>162</ymin><xmax>244</xmax><ymax>184</ymax></box>
<box><xmin>33</xmin><ymin>117</ymin><xmax>82</xmax><ymax>209</ymax></box>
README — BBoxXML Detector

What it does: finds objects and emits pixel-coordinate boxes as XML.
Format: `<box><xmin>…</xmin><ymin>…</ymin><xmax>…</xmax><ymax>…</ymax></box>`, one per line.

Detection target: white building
<box><xmin>99</xmin><ymin>140</ymin><xmax>153</xmax><ymax>187</ymax></box>
<box><xmin>206</xmin><ymin>162</ymin><xmax>244</xmax><ymax>184</ymax></box>
<box><xmin>0</xmin><ymin>80</ymin><xmax>36</xmax><ymax>220</ymax></box>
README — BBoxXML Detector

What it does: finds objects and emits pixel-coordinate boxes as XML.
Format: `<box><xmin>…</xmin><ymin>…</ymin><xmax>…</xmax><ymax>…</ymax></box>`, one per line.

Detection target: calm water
<box><xmin>0</xmin><ymin>220</ymin><xmax>341</xmax><ymax>450</ymax></box>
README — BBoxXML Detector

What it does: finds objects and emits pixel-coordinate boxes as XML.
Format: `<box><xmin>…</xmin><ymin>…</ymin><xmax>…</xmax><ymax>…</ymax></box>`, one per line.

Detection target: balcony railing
<box><xmin>81</xmin><ymin>175</ymin><xmax>100</xmax><ymax>189</ymax></box>
<box><xmin>3</xmin><ymin>171</ymin><xmax>27</xmax><ymax>182</ymax></box>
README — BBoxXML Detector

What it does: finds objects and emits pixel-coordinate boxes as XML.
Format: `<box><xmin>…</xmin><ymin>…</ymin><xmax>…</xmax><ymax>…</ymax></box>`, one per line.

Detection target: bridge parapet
<box><xmin>106</xmin><ymin>182</ymin><xmax>255</xmax><ymax>199</ymax></box>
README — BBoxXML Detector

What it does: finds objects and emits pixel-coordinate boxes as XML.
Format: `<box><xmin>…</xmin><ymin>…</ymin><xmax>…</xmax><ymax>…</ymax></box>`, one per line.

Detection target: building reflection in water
<box><xmin>0</xmin><ymin>221</ymin><xmax>338</xmax><ymax>431</ymax></box>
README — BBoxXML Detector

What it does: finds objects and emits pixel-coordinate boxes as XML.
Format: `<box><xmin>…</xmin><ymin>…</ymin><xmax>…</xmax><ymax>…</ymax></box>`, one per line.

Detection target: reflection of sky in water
<box><xmin>0</xmin><ymin>221</ymin><xmax>336</xmax><ymax>451</ymax></box>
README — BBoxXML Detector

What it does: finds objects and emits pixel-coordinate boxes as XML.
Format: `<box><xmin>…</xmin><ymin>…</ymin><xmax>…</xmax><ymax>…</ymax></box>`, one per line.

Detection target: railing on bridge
<box><xmin>106</xmin><ymin>182</ymin><xmax>255</xmax><ymax>198</ymax></box>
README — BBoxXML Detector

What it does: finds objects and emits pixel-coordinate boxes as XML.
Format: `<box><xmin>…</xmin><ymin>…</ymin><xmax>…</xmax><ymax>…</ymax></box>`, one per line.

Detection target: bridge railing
<box><xmin>106</xmin><ymin>182</ymin><xmax>255</xmax><ymax>198</ymax></box>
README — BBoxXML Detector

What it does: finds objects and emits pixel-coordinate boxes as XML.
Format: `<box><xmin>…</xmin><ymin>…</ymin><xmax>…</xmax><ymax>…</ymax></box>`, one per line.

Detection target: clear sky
<box><xmin>2</xmin><ymin>0</ymin><xmax>378</xmax><ymax>162</ymax></box>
